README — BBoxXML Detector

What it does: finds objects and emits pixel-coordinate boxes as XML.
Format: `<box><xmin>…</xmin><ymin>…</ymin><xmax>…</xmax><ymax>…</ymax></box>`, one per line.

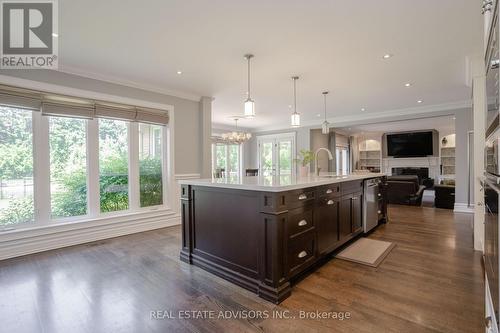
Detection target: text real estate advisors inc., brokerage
<box><xmin>150</xmin><ymin>309</ymin><xmax>352</xmax><ymax>321</ymax></box>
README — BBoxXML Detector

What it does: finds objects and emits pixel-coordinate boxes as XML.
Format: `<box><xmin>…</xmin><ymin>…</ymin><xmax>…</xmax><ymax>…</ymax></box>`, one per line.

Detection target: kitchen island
<box><xmin>179</xmin><ymin>173</ymin><xmax>386</xmax><ymax>303</ymax></box>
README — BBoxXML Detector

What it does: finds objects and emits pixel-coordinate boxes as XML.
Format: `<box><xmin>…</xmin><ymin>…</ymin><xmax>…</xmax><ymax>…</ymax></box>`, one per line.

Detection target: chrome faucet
<box><xmin>314</xmin><ymin>148</ymin><xmax>334</xmax><ymax>176</ymax></box>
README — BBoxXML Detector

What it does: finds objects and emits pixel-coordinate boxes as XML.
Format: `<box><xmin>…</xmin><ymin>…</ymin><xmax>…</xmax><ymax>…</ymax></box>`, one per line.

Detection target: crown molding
<box><xmin>58</xmin><ymin>64</ymin><xmax>202</xmax><ymax>102</ymax></box>
<box><xmin>253</xmin><ymin>100</ymin><xmax>472</xmax><ymax>132</ymax></box>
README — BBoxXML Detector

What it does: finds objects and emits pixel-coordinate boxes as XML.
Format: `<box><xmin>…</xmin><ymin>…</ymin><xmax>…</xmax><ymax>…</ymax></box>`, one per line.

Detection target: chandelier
<box><xmin>221</xmin><ymin>117</ymin><xmax>252</xmax><ymax>144</ymax></box>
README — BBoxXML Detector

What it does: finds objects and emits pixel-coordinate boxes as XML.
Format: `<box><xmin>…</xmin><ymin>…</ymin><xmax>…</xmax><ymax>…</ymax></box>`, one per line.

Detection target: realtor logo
<box><xmin>1</xmin><ymin>0</ymin><xmax>58</xmax><ymax>68</ymax></box>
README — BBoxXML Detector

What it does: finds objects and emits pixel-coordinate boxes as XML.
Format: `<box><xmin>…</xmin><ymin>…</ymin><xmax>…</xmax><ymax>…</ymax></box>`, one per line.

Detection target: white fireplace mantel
<box><xmin>382</xmin><ymin>156</ymin><xmax>440</xmax><ymax>179</ymax></box>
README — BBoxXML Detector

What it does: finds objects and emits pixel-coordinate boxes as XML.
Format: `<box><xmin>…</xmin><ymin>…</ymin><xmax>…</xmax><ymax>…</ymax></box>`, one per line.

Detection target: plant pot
<box><xmin>299</xmin><ymin>166</ymin><xmax>309</xmax><ymax>178</ymax></box>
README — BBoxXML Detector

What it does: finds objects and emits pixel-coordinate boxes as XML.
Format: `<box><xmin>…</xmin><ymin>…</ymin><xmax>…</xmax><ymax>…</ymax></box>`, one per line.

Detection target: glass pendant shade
<box><xmin>291</xmin><ymin>112</ymin><xmax>300</xmax><ymax>127</ymax></box>
<box><xmin>321</xmin><ymin>121</ymin><xmax>329</xmax><ymax>134</ymax></box>
<box><xmin>244</xmin><ymin>98</ymin><xmax>255</xmax><ymax>118</ymax></box>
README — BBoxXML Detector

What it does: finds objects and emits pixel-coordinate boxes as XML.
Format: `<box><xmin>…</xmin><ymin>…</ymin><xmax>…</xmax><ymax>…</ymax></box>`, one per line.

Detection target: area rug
<box><xmin>335</xmin><ymin>238</ymin><xmax>396</xmax><ymax>267</ymax></box>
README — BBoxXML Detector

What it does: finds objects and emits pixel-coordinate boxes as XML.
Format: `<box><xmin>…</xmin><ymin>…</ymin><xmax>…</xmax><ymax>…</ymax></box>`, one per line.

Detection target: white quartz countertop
<box><xmin>178</xmin><ymin>172</ymin><xmax>385</xmax><ymax>192</ymax></box>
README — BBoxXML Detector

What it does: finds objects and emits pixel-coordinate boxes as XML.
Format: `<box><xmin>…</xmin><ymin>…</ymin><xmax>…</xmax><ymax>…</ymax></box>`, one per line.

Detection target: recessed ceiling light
<box><xmin>176</xmin><ymin>71</ymin><xmax>182</xmax><ymax>75</ymax></box>
<box><xmin>382</xmin><ymin>54</ymin><xmax>393</xmax><ymax>59</ymax></box>
<box><xmin>404</xmin><ymin>83</ymin><xmax>412</xmax><ymax>87</ymax></box>
<box><xmin>316</xmin><ymin>113</ymin><xmax>321</xmax><ymax>117</ymax></box>
<box><xmin>52</xmin><ymin>33</ymin><xmax>58</xmax><ymax>37</ymax></box>
<box><xmin>417</xmin><ymin>100</ymin><xmax>423</xmax><ymax>104</ymax></box>
<box><xmin>361</xmin><ymin>107</ymin><xmax>366</xmax><ymax>111</ymax></box>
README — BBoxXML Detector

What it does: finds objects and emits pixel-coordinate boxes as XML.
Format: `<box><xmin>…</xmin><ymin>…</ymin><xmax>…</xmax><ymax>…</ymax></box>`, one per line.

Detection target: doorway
<box><xmin>257</xmin><ymin>133</ymin><xmax>295</xmax><ymax>178</ymax></box>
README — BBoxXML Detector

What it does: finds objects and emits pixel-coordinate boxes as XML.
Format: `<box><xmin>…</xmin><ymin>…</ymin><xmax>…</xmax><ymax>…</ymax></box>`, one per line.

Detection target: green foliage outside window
<box><xmin>0</xmin><ymin>107</ymin><xmax>164</xmax><ymax>226</ymax></box>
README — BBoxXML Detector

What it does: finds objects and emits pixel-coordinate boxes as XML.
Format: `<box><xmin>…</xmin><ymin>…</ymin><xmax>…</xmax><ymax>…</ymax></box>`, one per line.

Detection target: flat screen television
<box><xmin>387</xmin><ymin>131</ymin><xmax>433</xmax><ymax>157</ymax></box>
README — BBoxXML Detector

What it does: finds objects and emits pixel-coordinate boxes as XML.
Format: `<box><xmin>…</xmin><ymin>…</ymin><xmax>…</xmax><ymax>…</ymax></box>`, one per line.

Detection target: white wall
<box><xmin>0</xmin><ymin>69</ymin><xmax>205</xmax><ymax>175</ymax></box>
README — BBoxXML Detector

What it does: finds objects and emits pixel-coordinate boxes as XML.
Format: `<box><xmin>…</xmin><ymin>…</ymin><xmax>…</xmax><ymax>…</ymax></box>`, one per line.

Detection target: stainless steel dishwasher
<box><xmin>363</xmin><ymin>178</ymin><xmax>380</xmax><ymax>233</ymax></box>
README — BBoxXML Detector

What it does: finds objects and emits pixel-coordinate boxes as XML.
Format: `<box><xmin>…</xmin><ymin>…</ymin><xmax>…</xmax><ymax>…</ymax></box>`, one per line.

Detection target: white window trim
<box><xmin>0</xmin><ymin>77</ymin><xmax>176</xmax><ymax>234</ymax></box>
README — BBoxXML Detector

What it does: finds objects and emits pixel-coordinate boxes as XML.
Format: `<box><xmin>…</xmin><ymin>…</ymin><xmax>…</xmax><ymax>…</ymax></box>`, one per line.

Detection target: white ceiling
<box><xmin>58</xmin><ymin>0</ymin><xmax>482</xmax><ymax>130</ymax></box>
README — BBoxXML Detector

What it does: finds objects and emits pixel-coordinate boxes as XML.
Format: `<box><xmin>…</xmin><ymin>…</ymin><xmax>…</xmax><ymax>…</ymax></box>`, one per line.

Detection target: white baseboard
<box><xmin>0</xmin><ymin>210</ymin><xmax>181</xmax><ymax>261</ymax></box>
<box><xmin>454</xmin><ymin>203</ymin><xmax>474</xmax><ymax>214</ymax></box>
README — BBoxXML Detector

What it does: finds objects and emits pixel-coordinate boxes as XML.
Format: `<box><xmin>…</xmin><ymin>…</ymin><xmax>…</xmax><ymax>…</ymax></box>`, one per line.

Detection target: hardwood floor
<box><xmin>0</xmin><ymin>205</ymin><xmax>483</xmax><ymax>333</ymax></box>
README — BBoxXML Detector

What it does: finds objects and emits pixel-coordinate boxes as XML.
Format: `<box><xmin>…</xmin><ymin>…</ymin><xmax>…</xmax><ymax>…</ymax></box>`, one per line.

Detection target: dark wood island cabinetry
<box><xmin>179</xmin><ymin>175</ymin><xmax>386</xmax><ymax>303</ymax></box>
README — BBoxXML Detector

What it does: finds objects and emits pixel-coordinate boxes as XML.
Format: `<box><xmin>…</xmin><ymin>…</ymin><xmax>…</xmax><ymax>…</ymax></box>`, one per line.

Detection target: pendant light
<box><xmin>243</xmin><ymin>54</ymin><xmax>255</xmax><ymax>118</ymax></box>
<box><xmin>291</xmin><ymin>76</ymin><xmax>300</xmax><ymax>127</ymax></box>
<box><xmin>321</xmin><ymin>91</ymin><xmax>329</xmax><ymax>134</ymax></box>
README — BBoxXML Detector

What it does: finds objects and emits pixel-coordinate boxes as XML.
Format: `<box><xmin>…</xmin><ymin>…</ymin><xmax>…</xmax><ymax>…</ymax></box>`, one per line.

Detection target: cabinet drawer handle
<box><xmin>325</xmin><ymin>189</ymin><xmax>333</xmax><ymax>194</ymax></box>
<box><xmin>298</xmin><ymin>220</ymin><xmax>308</xmax><ymax>227</ymax></box>
<box><xmin>327</xmin><ymin>200</ymin><xmax>335</xmax><ymax>205</ymax></box>
<box><xmin>298</xmin><ymin>194</ymin><xmax>307</xmax><ymax>200</ymax></box>
<box><xmin>298</xmin><ymin>250</ymin><xmax>307</xmax><ymax>258</ymax></box>
<box><xmin>352</xmin><ymin>197</ymin><xmax>358</xmax><ymax>200</ymax></box>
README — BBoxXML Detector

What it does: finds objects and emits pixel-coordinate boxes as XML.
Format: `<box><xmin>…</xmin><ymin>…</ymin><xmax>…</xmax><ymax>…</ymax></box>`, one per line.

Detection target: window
<box><xmin>49</xmin><ymin>116</ymin><xmax>88</xmax><ymax>219</ymax></box>
<box><xmin>99</xmin><ymin>119</ymin><xmax>129</xmax><ymax>213</ymax></box>
<box><xmin>336</xmin><ymin>147</ymin><xmax>349</xmax><ymax>175</ymax></box>
<box><xmin>0</xmin><ymin>107</ymin><xmax>34</xmax><ymax>226</ymax></box>
<box><xmin>0</xmin><ymin>85</ymin><xmax>171</xmax><ymax>230</ymax></box>
<box><xmin>139</xmin><ymin>123</ymin><xmax>163</xmax><ymax>207</ymax></box>
<box><xmin>212</xmin><ymin>143</ymin><xmax>241</xmax><ymax>178</ymax></box>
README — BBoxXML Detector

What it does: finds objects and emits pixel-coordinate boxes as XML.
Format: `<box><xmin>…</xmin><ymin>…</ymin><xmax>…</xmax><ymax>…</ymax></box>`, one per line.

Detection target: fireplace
<box><xmin>392</xmin><ymin>167</ymin><xmax>429</xmax><ymax>184</ymax></box>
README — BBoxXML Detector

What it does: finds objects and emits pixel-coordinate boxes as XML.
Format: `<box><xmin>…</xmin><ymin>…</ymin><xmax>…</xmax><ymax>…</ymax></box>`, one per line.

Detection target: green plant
<box><xmin>139</xmin><ymin>157</ymin><xmax>163</xmax><ymax>207</ymax></box>
<box><xmin>0</xmin><ymin>197</ymin><xmax>34</xmax><ymax>225</ymax></box>
<box><xmin>294</xmin><ymin>149</ymin><xmax>314</xmax><ymax>167</ymax></box>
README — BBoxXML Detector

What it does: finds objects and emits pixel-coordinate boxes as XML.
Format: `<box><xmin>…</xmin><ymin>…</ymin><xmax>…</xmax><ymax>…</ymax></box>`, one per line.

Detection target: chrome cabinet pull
<box><xmin>327</xmin><ymin>200</ymin><xmax>334</xmax><ymax>205</ymax></box>
<box><xmin>298</xmin><ymin>194</ymin><xmax>307</xmax><ymax>200</ymax></box>
<box><xmin>325</xmin><ymin>189</ymin><xmax>333</xmax><ymax>194</ymax></box>
<box><xmin>298</xmin><ymin>220</ymin><xmax>307</xmax><ymax>227</ymax></box>
<box><xmin>298</xmin><ymin>251</ymin><xmax>307</xmax><ymax>258</ymax></box>
<box><xmin>352</xmin><ymin>197</ymin><xmax>358</xmax><ymax>200</ymax></box>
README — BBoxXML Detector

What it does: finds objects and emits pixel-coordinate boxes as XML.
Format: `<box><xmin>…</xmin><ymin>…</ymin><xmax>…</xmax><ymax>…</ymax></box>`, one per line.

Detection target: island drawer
<box><xmin>285</xmin><ymin>188</ymin><xmax>315</xmax><ymax>209</ymax></box>
<box><xmin>342</xmin><ymin>180</ymin><xmax>363</xmax><ymax>195</ymax></box>
<box><xmin>316</xmin><ymin>184</ymin><xmax>341</xmax><ymax>197</ymax></box>
<box><xmin>287</xmin><ymin>231</ymin><xmax>316</xmax><ymax>277</ymax></box>
<box><xmin>287</xmin><ymin>205</ymin><xmax>314</xmax><ymax>238</ymax></box>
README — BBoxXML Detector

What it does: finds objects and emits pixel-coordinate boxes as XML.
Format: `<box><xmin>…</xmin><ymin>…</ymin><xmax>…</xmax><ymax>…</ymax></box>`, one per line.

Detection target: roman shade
<box><xmin>95</xmin><ymin>103</ymin><xmax>136</xmax><ymax>121</ymax></box>
<box><xmin>42</xmin><ymin>95</ymin><xmax>95</xmax><ymax>119</ymax></box>
<box><xmin>135</xmin><ymin>107</ymin><xmax>169</xmax><ymax>125</ymax></box>
<box><xmin>0</xmin><ymin>86</ymin><xmax>42</xmax><ymax>111</ymax></box>
<box><xmin>0</xmin><ymin>85</ymin><xmax>170</xmax><ymax>125</ymax></box>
